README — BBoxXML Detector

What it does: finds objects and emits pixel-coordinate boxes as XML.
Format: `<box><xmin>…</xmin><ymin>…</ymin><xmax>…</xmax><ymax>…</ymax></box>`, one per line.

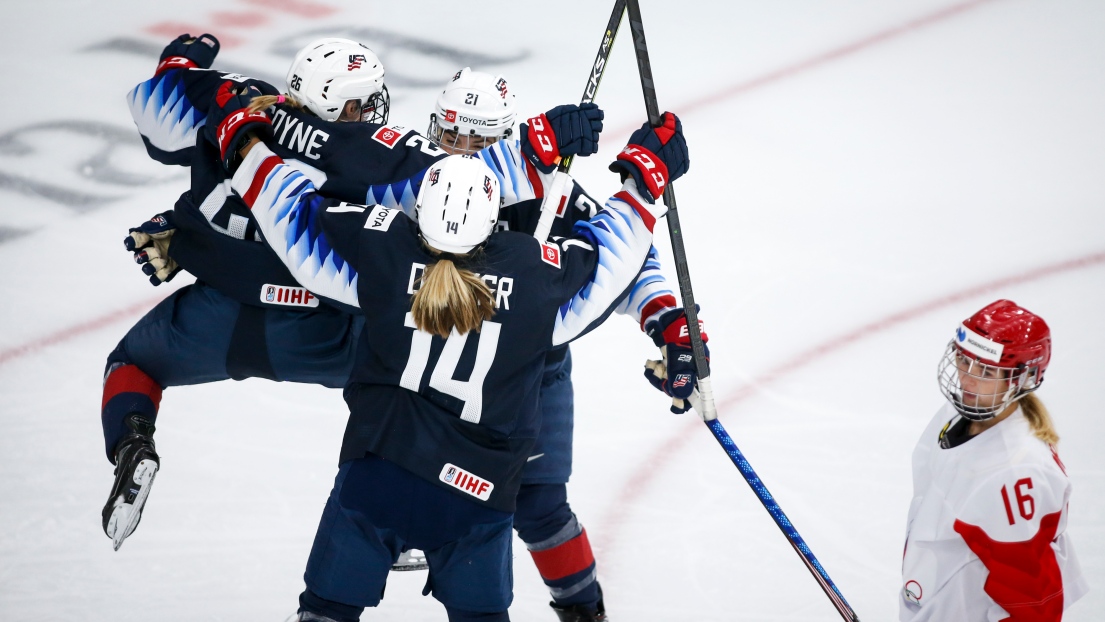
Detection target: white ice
<box><xmin>1</xmin><ymin>0</ymin><xmax>1102</xmax><ymax>620</ymax></box>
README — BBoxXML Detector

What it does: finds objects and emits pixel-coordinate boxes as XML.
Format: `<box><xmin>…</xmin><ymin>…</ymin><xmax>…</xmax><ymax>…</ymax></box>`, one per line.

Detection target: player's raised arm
<box><xmin>548</xmin><ymin>112</ymin><xmax>690</xmax><ymax>347</ymax></box>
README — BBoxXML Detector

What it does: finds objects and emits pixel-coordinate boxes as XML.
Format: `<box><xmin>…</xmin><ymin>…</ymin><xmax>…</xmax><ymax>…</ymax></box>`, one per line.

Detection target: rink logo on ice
<box><xmin>372</xmin><ymin>126</ymin><xmax>406</xmax><ymax>149</ymax></box>
<box><xmin>260</xmin><ymin>285</ymin><xmax>319</xmax><ymax>308</ymax></box>
<box><xmin>903</xmin><ymin>580</ymin><xmax>923</xmax><ymax>604</ymax></box>
<box><xmin>439</xmin><ymin>463</ymin><xmax>494</xmax><ymax>501</ymax></box>
<box><xmin>956</xmin><ymin>324</ymin><xmax>1004</xmax><ymax>363</ymax></box>
<box><xmin>364</xmin><ymin>206</ymin><xmax>399</xmax><ymax>232</ymax></box>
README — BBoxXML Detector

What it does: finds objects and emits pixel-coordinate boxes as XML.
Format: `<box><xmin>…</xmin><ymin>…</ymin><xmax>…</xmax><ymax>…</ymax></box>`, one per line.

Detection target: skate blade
<box><xmin>391</xmin><ymin>549</ymin><xmax>428</xmax><ymax>572</ymax></box>
<box><xmin>110</xmin><ymin>459</ymin><xmax>159</xmax><ymax>551</ymax></box>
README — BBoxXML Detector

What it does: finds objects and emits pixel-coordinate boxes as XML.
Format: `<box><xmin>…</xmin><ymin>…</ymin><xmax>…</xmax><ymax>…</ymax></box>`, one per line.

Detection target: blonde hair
<box><xmin>247</xmin><ymin>94</ymin><xmax>304</xmax><ymax>114</ymax></box>
<box><xmin>1020</xmin><ymin>393</ymin><xmax>1059</xmax><ymax>445</ymax></box>
<box><xmin>410</xmin><ymin>256</ymin><xmax>494</xmax><ymax>338</ymax></box>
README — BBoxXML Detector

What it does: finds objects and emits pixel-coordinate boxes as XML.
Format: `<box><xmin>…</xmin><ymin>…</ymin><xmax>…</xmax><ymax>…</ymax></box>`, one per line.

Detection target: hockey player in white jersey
<box><xmin>901</xmin><ymin>299</ymin><xmax>1087</xmax><ymax>621</ymax></box>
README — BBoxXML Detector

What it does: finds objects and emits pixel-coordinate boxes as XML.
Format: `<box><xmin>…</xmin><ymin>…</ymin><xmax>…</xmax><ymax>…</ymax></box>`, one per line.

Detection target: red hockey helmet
<box><xmin>937</xmin><ymin>300</ymin><xmax>1051</xmax><ymax>420</ymax></box>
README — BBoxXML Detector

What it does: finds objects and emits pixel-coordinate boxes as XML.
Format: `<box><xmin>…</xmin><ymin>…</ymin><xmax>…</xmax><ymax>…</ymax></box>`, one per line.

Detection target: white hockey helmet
<box><xmin>427</xmin><ymin>68</ymin><xmax>516</xmax><ymax>154</ymax></box>
<box><xmin>415</xmin><ymin>155</ymin><xmax>501</xmax><ymax>254</ymax></box>
<box><xmin>285</xmin><ymin>38</ymin><xmax>389</xmax><ymax>123</ymax></box>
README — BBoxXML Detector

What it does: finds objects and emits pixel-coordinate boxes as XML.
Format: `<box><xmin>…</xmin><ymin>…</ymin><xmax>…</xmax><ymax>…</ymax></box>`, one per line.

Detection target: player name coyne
<box><xmin>439</xmin><ymin>463</ymin><xmax>494</xmax><ymax>501</ymax></box>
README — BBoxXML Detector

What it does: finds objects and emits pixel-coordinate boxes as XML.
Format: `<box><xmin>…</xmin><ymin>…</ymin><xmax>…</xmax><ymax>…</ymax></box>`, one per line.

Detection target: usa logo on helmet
<box><xmin>347</xmin><ymin>54</ymin><xmax>366</xmax><ymax>71</ymax></box>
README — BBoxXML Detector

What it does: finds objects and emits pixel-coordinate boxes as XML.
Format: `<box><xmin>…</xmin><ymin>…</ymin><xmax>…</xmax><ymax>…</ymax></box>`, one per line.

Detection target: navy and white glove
<box><xmin>155</xmin><ymin>33</ymin><xmax>219</xmax><ymax>76</ymax></box>
<box><xmin>124</xmin><ymin>212</ymin><xmax>180</xmax><ymax>286</ymax></box>
<box><xmin>520</xmin><ymin>103</ymin><xmax>605</xmax><ymax>173</ymax></box>
<box><xmin>609</xmin><ymin>112</ymin><xmax>689</xmax><ymax>203</ymax></box>
<box><xmin>204</xmin><ymin>80</ymin><xmax>273</xmax><ymax>172</ymax></box>
<box><xmin>644</xmin><ymin>307</ymin><xmax>709</xmax><ymax>414</ymax></box>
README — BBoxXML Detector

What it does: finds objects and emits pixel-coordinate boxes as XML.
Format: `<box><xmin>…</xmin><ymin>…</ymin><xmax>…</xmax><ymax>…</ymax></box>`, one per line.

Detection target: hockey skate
<box><xmin>551</xmin><ymin>584</ymin><xmax>607</xmax><ymax>621</ymax></box>
<box><xmin>102</xmin><ymin>415</ymin><xmax>159</xmax><ymax>551</ymax></box>
<box><xmin>391</xmin><ymin>548</ymin><xmax>429</xmax><ymax>571</ymax></box>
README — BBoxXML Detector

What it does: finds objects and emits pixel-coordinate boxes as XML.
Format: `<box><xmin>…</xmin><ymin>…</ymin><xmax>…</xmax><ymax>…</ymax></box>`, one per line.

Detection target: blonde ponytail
<box><xmin>247</xmin><ymin>94</ymin><xmax>304</xmax><ymax>115</ymax></box>
<box><xmin>1020</xmin><ymin>393</ymin><xmax>1059</xmax><ymax>445</ymax></box>
<box><xmin>410</xmin><ymin>258</ymin><xmax>494</xmax><ymax>338</ymax></box>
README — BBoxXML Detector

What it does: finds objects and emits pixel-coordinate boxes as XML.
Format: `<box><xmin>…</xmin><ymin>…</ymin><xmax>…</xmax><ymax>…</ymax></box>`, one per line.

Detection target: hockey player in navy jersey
<box><xmin>419</xmin><ymin>67</ymin><xmax>711</xmax><ymax>621</ymax></box>
<box><xmin>209</xmin><ymin>73</ymin><xmax>691</xmax><ymax>619</ymax></box>
<box><xmin>104</xmin><ymin>35</ymin><xmax>707</xmax><ymax>620</ymax></box>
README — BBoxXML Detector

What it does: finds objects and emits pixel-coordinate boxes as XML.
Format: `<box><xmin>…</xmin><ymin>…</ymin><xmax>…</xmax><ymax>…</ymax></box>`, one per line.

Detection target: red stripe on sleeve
<box><xmin>640</xmin><ymin>294</ymin><xmax>678</xmax><ymax>330</ymax></box>
<box><xmin>524</xmin><ymin>159</ymin><xmax>544</xmax><ymax>200</ymax></box>
<box><xmin>242</xmin><ymin>156</ymin><xmax>282</xmax><ymax>208</ymax></box>
<box><xmin>102</xmin><ymin>365</ymin><xmax>163</xmax><ymax>411</ymax></box>
<box><xmin>528</xmin><ymin>529</ymin><xmax>596</xmax><ymax>581</ymax></box>
<box><xmin>953</xmin><ymin>511</ymin><xmax>1064</xmax><ymax>621</ymax></box>
<box><xmin>614</xmin><ymin>190</ymin><xmax>655</xmax><ymax>232</ymax></box>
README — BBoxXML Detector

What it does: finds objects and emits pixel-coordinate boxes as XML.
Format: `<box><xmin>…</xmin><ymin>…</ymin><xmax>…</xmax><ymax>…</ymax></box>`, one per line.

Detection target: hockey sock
<box><xmin>515</xmin><ymin>484</ymin><xmax>600</xmax><ymax>609</ymax></box>
<box><xmin>101</xmin><ymin>362</ymin><xmax>162</xmax><ymax>463</ymax></box>
<box><xmin>299</xmin><ymin>588</ymin><xmax>364</xmax><ymax>622</ymax></box>
<box><xmin>444</xmin><ymin>608</ymin><xmax>510</xmax><ymax>622</ymax></box>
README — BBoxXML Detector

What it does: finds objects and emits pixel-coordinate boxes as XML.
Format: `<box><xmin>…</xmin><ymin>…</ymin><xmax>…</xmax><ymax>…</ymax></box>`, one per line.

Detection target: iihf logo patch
<box><xmin>439</xmin><ymin>463</ymin><xmax>494</xmax><ymax>501</ymax></box>
<box><xmin>428</xmin><ymin>168</ymin><xmax>441</xmax><ymax>186</ymax></box>
<box><xmin>540</xmin><ymin>243</ymin><xmax>561</xmax><ymax>268</ymax></box>
<box><xmin>347</xmin><ymin>54</ymin><xmax>366</xmax><ymax>71</ymax></box>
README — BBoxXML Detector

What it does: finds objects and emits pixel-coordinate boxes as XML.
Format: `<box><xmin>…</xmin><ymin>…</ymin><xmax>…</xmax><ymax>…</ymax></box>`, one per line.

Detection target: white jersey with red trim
<box><xmin>900</xmin><ymin>402</ymin><xmax>1087</xmax><ymax>621</ymax></box>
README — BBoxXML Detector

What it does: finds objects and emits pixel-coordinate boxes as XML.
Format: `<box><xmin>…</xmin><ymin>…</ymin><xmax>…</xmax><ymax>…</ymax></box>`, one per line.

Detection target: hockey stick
<box><xmin>624</xmin><ymin>1</ymin><xmax>860</xmax><ymax>620</ymax></box>
<box><xmin>532</xmin><ymin>0</ymin><xmax>627</xmax><ymax>243</ymax></box>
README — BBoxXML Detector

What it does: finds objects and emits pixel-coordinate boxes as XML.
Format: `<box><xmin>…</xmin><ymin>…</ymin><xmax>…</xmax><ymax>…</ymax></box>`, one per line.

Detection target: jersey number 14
<box><xmin>399</xmin><ymin>313</ymin><xmax>502</xmax><ymax>424</ymax></box>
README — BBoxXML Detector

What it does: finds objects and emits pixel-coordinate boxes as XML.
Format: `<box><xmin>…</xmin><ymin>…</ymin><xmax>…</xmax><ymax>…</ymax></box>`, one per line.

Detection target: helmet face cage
<box><xmin>937</xmin><ymin>341</ymin><xmax>1038</xmax><ymax>421</ymax></box>
<box><xmin>352</xmin><ymin>85</ymin><xmax>390</xmax><ymax>124</ymax></box>
<box><xmin>425</xmin><ymin>116</ymin><xmax>508</xmax><ymax>154</ymax></box>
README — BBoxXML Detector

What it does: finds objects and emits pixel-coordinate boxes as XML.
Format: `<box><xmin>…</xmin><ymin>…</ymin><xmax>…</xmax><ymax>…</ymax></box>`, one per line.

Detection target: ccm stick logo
<box><xmin>439</xmin><ymin>464</ymin><xmax>494</xmax><ymax>501</ymax></box>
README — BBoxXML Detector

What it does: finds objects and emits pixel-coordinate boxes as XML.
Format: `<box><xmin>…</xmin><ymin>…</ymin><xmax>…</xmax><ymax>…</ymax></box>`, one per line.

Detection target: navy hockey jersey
<box><xmin>127</xmin><ymin>67</ymin><xmax>677</xmax><ymax>327</ymax></box>
<box><xmin>231</xmin><ymin>143</ymin><xmax>663</xmax><ymax>511</ymax></box>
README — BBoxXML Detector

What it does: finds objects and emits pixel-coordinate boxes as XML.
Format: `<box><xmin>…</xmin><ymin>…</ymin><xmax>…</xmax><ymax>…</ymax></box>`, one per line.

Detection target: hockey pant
<box><xmin>301</xmin><ymin>454</ymin><xmax>514</xmax><ymax>621</ymax></box>
<box><xmin>515</xmin><ymin>350</ymin><xmax>601</xmax><ymax>611</ymax></box>
<box><xmin>100</xmin><ymin>283</ymin><xmax>362</xmax><ymax>461</ymax></box>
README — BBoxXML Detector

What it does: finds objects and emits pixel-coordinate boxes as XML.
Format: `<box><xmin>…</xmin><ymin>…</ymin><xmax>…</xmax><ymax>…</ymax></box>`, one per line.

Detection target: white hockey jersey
<box><xmin>900</xmin><ymin>403</ymin><xmax>1087</xmax><ymax>621</ymax></box>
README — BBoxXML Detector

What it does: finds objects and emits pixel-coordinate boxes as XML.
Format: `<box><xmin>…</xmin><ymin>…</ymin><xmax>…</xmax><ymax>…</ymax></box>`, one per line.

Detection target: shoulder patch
<box><xmin>219</xmin><ymin>72</ymin><xmax>252</xmax><ymax>82</ymax></box>
<box><xmin>259</xmin><ymin>284</ymin><xmax>319</xmax><ymax>308</ymax></box>
<box><xmin>540</xmin><ymin>242</ymin><xmax>561</xmax><ymax>268</ymax></box>
<box><xmin>372</xmin><ymin>125</ymin><xmax>407</xmax><ymax>149</ymax></box>
<box><xmin>364</xmin><ymin>205</ymin><xmax>399</xmax><ymax>232</ymax></box>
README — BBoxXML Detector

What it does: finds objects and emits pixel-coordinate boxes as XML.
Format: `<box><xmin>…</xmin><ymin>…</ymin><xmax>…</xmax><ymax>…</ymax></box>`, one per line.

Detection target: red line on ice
<box><xmin>0</xmin><ymin>293</ymin><xmax>173</xmax><ymax>368</ymax></box>
<box><xmin>595</xmin><ymin>250</ymin><xmax>1105</xmax><ymax>550</ymax></box>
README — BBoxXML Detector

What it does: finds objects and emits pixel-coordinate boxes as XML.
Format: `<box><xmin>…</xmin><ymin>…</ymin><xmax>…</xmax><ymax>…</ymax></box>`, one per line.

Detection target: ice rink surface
<box><xmin>1</xmin><ymin>0</ymin><xmax>1102</xmax><ymax>619</ymax></box>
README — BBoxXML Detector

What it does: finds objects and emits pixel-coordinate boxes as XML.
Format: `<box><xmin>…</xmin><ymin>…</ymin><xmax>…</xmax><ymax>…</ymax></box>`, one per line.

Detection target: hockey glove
<box><xmin>520</xmin><ymin>103</ymin><xmax>605</xmax><ymax>173</ymax></box>
<box><xmin>644</xmin><ymin>307</ymin><xmax>709</xmax><ymax>414</ymax></box>
<box><xmin>124</xmin><ymin>212</ymin><xmax>180</xmax><ymax>286</ymax></box>
<box><xmin>204</xmin><ymin>80</ymin><xmax>273</xmax><ymax>173</ymax></box>
<box><xmin>609</xmin><ymin>112</ymin><xmax>689</xmax><ymax>203</ymax></box>
<box><xmin>155</xmin><ymin>33</ymin><xmax>220</xmax><ymax>76</ymax></box>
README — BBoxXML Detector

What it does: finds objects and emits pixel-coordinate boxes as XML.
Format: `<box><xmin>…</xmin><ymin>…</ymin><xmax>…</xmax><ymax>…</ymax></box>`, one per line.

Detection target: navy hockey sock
<box><xmin>514</xmin><ymin>484</ymin><xmax>600</xmax><ymax>609</ymax></box>
<box><xmin>299</xmin><ymin>588</ymin><xmax>364</xmax><ymax>622</ymax></box>
<box><xmin>101</xmin><ymin>362</ymin><xmax>162</xmax><ymax>463</ymax></box>
<box><xmin>445</xmin><ymin>607</ymin><xmax>510</xmax><ymax>622</ymax></box>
